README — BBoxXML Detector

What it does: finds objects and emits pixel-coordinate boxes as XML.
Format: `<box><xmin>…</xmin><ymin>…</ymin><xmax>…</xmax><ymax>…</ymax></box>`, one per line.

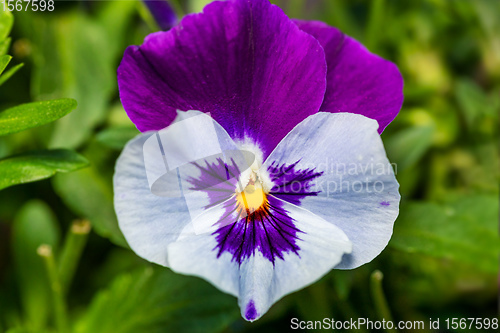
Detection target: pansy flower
<box><xmin>114</xmin><ymin>0</ymin><xmax>403</xmax><ymax>322</ymax></box>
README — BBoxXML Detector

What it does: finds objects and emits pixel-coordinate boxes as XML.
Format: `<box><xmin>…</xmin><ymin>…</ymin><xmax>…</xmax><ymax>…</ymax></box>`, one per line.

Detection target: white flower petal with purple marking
<box><xmin>114</xmin><ymin>111</ymin><xmax>252</xmax><ymax>266</ymax></box>
<box><xmin>114</xmin><ymin>131</ymin><xmax>189</xmax><ymax>266</ymax></box>
<box><xmin>167</xmin><ymin>195</ymin><xmax>351</xmax><ymax>321</ymax></box>
<box><xmin>263</xmin><ymin>112</ymin><xmax>400</xmax><ymax>269</ymax></box>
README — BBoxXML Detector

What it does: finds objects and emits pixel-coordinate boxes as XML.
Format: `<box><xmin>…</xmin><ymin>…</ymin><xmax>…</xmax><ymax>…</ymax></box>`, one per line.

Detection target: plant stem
<box><xmin>58</xmin><ymin>219</ymin><xmax>91</xmax><ymax>293</ymax></box>
<box><xmin>137</xmin><ymin>1</ymin><xmax>161</xmax><ymax>32</ymax></box>
<box><xmin>365</xmin><ymin>0</ymin><xmax>386</xmax><ymax>52</ymax></box>
<box><xmin>169</xmin><ymin>0</ymin><xmax>186</xmax><ymax>18</ymax></box>
<box><xmin>370</xmin><ymin>270</ymin><xmax>397</xmax><ymax>333</ymax></box>
<box><xmin>37</xmin><ymin>244</ymin><xmax>69</xmax><ymax>333</ymax></box>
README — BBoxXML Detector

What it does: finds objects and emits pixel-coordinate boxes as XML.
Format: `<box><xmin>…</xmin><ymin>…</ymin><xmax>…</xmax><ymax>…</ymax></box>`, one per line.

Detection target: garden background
<box><xmin>0</xmin><ymin>0</ymin><xmax>498</xmax><ymax>332</ymax></box>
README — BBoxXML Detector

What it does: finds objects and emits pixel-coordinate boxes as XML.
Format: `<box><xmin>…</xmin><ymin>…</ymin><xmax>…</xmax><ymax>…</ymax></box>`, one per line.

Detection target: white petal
<box><xmin>262</xmin><ymin>112</ymin><xmax>400</xmax><ymax>269</ymax></box>
<box><xmin>167</xmin><ymin>200</ymin><xmax>240</xmax><ymax>297</ymax></box>
<box><xmin>167</xmin><ymin>196</ymin><xmax>351</xmax><ymax>321</ymax></box>
<box><xmin>114</xmin><ymin>132</ymin><xmax>189</xmax><ymax>266</ymax></box>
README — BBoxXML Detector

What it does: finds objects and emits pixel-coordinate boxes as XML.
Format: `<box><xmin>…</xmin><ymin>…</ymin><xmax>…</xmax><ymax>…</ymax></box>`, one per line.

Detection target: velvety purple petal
<box><xmin>118</xmin><ymin>0</ymin><xmax>327</xmax><ymax>158</ymax></box>
<box><xmin>144</xmin><ymin>0</ymin><xmax>177</xmax><ymax>31</ymax></box>
<box><xmin>293</xmin><ymin>20</ymin><xmax>404</xmax><ymax>133</ymax></box>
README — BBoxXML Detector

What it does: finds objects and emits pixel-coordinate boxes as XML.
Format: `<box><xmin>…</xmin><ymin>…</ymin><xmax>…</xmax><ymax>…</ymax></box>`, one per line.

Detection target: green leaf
<box><xmin>49</xmin><ymin>15</ymin><xmax>115</xmax><ymax>148</ymax></box>
<box><xmin>365</xmin><ymin>0</ymin><xmax>386</xmax><ymax>51</ymax></box>
<box><xmin>332</xmin><ymin>270</ymin><xmax>355</xmax><ymax>301</ymax></box>
<box><xmin>97</xmin><ymin>0</ymin><xmax>138</xmax><ymax>57</ymax></box>
<box><xmin>53</xmin><ymin>139</ymin><xmax>127</xmax><ymax>247</ymax></box>
<box><xmin>31</xmin><ymin>14</ymin><xmax>117</xmax><ymax>149</ymax></box>
<box><xmin>455</xmin><ymin>78</ymin><xmax>497</xmax><ymax>128</ymax></box>
<box><xmin>30</xmin><ymin>17</ymin><xmax>63</xmax><ymax>100</ymax></box>
<box><xmin>0</xmin><ymin>62</ymin><xmax>23</xmax><ymax>86</ymax></box>
<box><xmin>53</xmin><ymin>166</ymin><xmax>127</xmax><ymax>247</ymax></box>
<box><xmin>0</xmin><ymin>54</ymin><xmax>11</xmax><ymax>75</ymax></box>
<box><xmin>0</xmin><ymin>37</ymin><xmax>11</xmax><ymax>56</ymax></box>
<box><xmin>11</xmin><ymin>200</ymin><xmax>60</xmax><ymax>330</ymax></box>
<box><xmin>0</xmin><ymin>9</ymin><xmax>13</xmax><ymax>41</ymax></box>
<box><xmin>189</xmin><ymin>0</ymin><xmax>212</xmax><ymax>13</ymax></box>
<box><xmin>30</xmin><ymin>4</ymin><xmax>136</xmax><ymax>149</ymax></box>
<box><xmin>6</xmin><ymin>329</ymin><xmax>52</xmax><ymax>333</ymax></box>
<box><xmin>385</xmin><ymin>125</ymin><xmax>434</xmax><ymax>171</ymax></box>
<box><xmin>137</xmin><ymin>1</ymin><xmax>161</xmax><ymax>32</ymax></box>
<box><xmin>75</xmin><ymin>267</ymin><xmax>239</xmax><ymax>333</ymax></box>
<box><xmin>0</xmin><ymin>149</ymin><xmax>89</xmax><ymax>190</ymax></box>
<box><xmin>96</xmin><ymin>126</ymin><xmax>139</xmax><ymax>150</ymax></box>
<box><xmin>0</xmin><ymin>99</ymin><xmax>77</xmax><ymax>136</ymax></box>
<box><xmin>390</xmin><ymin>194</ymin><xmax>500</xmax><ymax>273</ymax></box>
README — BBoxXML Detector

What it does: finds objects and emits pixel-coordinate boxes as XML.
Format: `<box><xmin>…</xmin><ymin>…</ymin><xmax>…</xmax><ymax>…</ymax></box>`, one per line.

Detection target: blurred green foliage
<box><xmin>0</xmin><ymin>0</ymin><xmax>498</xmax><ymax>332</ymax></box>
<box><xmin>0</xmin><ymin>13</ymin><xmax>87</xmax><ymax>198</ymax></box>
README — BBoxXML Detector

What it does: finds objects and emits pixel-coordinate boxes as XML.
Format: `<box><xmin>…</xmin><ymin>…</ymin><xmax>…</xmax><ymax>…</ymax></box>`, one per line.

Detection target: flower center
<box><xmin>236</xmin><ymin>183</ymin><xmax>266</xmax><ymax>214</ymax></box>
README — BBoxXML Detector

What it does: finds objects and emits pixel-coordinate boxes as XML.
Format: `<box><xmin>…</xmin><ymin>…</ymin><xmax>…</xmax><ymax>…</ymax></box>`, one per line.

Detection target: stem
<box><xmin>37</xmin><ymin>245</ymin><xmax>69</xmax><ymax>333</ymax></box>
<box><xmin>370</xmin><ymin>270</ymin><xmax>397</xmax><ymax>333</ymax></box>
<box><xmin>323</xmin><ymin>0</ymin><xmax>361</xmax><ymax>40</ymax></box>
<box><xmin>137</xmin><ymin>1</ymin><xmax>161</xmax><ymax>32</ymax></box>
<box><xmin>287</xmin><ymin>0</ymin><xmax>305</xmax><ymax>21</ymax></box>
<box><xmin>58</xmin><ymin>219</ymin><xmax>91</xmax><ymax>293</ymax></box>
<box><xmin>169</xmin><ymin>0</ymin><xmax>185</xmax><ymax>18</ymax></box>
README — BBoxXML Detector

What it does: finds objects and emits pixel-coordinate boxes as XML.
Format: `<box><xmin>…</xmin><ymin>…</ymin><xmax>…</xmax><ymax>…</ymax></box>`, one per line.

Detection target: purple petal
<box><xmin>118</xmin><ymin>0</ymin><xmax>327</xmax><ymax>158</ymax></box>
<box><xmin>143</xmin><ymin>0</ymin><xmax>177</xmax><ymax>31</ymax></box>
<box><xmin>294</xmin><ymin>20</ymin><xmax>404</xmax><ymax>133</ymax></box>
<box><xmin>167</xmin><ymin>194</ymin><xmax>351</xmax><ymax>321</ymax></box>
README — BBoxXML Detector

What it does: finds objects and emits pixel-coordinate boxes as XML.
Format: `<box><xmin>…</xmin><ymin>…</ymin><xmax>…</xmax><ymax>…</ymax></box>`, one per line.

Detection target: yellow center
<box><xmin>236</xmin><ymin>184</ymin><xmax>266</xmax><ymax>214</ymax></box>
